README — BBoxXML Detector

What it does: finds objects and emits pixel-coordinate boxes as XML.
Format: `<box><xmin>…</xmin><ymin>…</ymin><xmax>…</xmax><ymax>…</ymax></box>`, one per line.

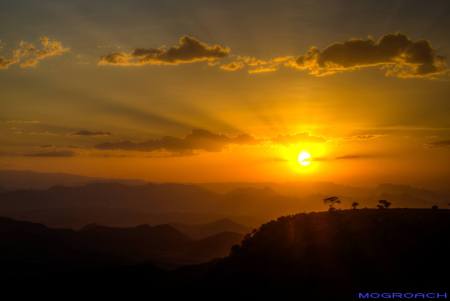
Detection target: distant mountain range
<box><xmin>0</xmin><ymin>181</ymin><xmax>313</xmax><ymax>228</ymax></box>
<box><xmin>0</xmin><ymin>169</ymin><xmax>146</xmax><ymax>190</ymax></box>
<box><xmin>0</xmin><ymin>169</ymin><xmax>448</xmax><ymax>228</ymax></box>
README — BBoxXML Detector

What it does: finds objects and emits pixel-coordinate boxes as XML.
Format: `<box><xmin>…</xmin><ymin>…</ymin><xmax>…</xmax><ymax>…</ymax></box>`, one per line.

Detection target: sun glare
<box><xmin>297</xmin><ymin>151</ymin><xmax>311</xmax><ymax>166</ymax></box>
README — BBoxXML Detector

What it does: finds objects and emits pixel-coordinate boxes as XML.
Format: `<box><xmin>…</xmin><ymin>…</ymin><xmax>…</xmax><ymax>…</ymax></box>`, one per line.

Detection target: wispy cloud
<box><xmin>23</xmin><ymin>150</ymin><xmax>76</xmax><ymax>157</ymax></box>
<box><xmin>0</xmin><ymin>36</ymin><xmax>69</xmax><ymax>69</ymax></box>
<box><xmin>72</xmin><ymin>130</ymin><xmax>111</xmax><ymax>137</ymax></box>
<box><xmin>425</xmin><ymin>139</ymin><xmax>450</xmax><ymax>148</ymax></box>
<box><xmin>335</xmin><ymin>154</ymin><xmax>377</xmax><ymax>160</ymax></box>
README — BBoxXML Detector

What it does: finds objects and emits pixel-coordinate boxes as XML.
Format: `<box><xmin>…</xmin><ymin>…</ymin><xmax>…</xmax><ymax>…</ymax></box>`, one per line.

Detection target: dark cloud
<box><xmin>311</xmin><ymin>153</ymin><xmax>384</xmax><ymax>161</ymax></box>
<box><xmin>0</xmin><ymin>36</ymin><xmax>69</xmax><ymax>69</ymax></box>
<box><xmin>335</xmin><ymin>155</ymin><xmax>366</xmax><ymax>160</ymax></box>
<box><xmin>24</xmin><ymin>150</ymin><xmax>75</xmax><ymax>157</ymax></box>
<box><xmin>99</xmin><ymin>36</ymin><xmax>229</xmax><ymax>66</ymax></box>
<box><xmin>72</xmin><ymin>130</ymin><xmax>111</xmax><ymax>137</ymax></box>
<box><xmin>335</xmin><ymin>154</ymin><xmax>380</xmax><ymax>160</ymax></box>
<box><xmin>5</xmin><ymin>120</ymin><xmax>41</xmax><ymax>124</ymax></box>
<box><xmin>291</xmin><ymin>33</ymin><xmax>447</xmax><ymax>78</ymax></box>
<box><xmin>95</xmin><ymin>129</ymin><xmax>256</xmax><ymax>153</ymax></box>
<box><xmin>272</xmin><ymin>132</ymin><xmax>326</xmax><ymax>144</ymax></box>
<box><xmin>426</xmin><ymin>139</ymin><xmax>450</xmax><ymax>148</ymax></box>
<box><xmin>7</xmin><ymin>122</ymin><xmax>77</xmax><ymax>136</ymax></box>
<box><xmin>344</xmin><ymin>134</ymin><xmax>384</xmax><ymax>141</ymax></box>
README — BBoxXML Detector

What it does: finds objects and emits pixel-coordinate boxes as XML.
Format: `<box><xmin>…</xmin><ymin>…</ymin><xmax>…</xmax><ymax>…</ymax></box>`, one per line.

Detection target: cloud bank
<box><xmin>0</xmin><ymin>36</ymin><xmax>69</xmax><ymax>69</ymax></box>
<box><xmin>218</xmin><ymin>33</ymin><xmax>447</xmax><ymax>79</ymax></box>
<box><xmin>99</xmin><ymin>36</ymin><xmax>229</xmax><ymax>66</ymax></box>
<box><xmin>72</xmin><ymin>130</ymin><xmax>111</xmax><ymax>137</ymax></box>
<box><xmin>95</xmin><ymin>129</ymin><xmax>255</xmax><ymax>153</ymax></box>
<box><xmin>24</xmin><ymin>150</ymin><xmax>76</xmax><ymax>157</ymax></box>
<box><xmin>291</xmin><ymin>33</ymin><xmax>447</xmax><ymax>78</ymax></box>
<box><xmin>426</xmin><ymin>139</ymin><xmax>450</xmax><ymax>148</ymax></box>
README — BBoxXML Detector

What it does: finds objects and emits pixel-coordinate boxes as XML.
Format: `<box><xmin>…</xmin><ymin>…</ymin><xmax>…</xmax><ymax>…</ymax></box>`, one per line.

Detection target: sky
<box><xmin>0</xmin><ymin>0</ymin><xmax>449</xmax><ymax>189</ymax></box>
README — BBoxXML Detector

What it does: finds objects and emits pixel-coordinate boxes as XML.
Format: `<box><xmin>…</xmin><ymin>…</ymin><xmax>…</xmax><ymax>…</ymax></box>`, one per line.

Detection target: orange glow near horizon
<box><xmin>0</xmin><ymin>6</ymin><xmax>449</xmax><ymax>190</ymax></box>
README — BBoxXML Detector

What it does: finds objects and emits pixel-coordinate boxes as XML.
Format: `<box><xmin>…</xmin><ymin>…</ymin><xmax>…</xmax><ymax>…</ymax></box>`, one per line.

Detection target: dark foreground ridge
<box><xmin>2</xmin><ymin>209</ymin><xmax>449</xmax><ymax>297</ymax></box>
<box><xmin>202</xmin><ymin>209</ymin><xmax>450</xmax><ymax>294</ymax></box>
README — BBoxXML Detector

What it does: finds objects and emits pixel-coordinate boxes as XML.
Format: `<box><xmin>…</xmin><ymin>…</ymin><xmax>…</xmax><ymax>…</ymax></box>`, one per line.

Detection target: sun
<box><xmin>297</xmin><ymin>151</ymin><xmax>311</xmax><ymax>166</ymax></box>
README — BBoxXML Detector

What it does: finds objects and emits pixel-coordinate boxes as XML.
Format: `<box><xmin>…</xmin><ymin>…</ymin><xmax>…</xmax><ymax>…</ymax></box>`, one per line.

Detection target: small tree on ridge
<box><xmin>377</xmin><ymin>199</ymin><xmax>391</xmax><ymax>209</ymax></box>
<box><xmin>324</xmin><ymin>196</ymin><xmax>341</xmax><ymax>211</ymax></box>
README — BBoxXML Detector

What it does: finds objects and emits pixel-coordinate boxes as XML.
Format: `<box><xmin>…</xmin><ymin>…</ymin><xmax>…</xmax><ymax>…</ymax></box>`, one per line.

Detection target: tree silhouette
<box><xmin>351</xmin><ymin>202</ymin><xmax>359</xmax><ymax>210</ymax></box>
<box><xmin>377</xmin><ymin>199</ymin><xmax>391</xmax><ymax>209</ymax></box>
<box><xmin>324</xmin><ymin>196</ymin><xmax>341</xmax><ymax>211</ymax></box>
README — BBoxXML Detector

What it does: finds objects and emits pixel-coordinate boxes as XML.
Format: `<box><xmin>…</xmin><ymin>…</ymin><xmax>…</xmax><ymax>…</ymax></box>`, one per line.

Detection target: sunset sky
<box><xmin>1</xmin><ymin>0</ymin><xmax>449</xmax><ymax>189</ymax></box>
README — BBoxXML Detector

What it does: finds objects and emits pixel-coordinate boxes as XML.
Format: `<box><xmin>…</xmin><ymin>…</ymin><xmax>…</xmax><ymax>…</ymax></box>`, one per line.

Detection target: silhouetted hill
<box><xmin>171</xmin><ymin>218</ymin><xmax>251</xmax><ymax>239</ymax></box>
<box><xmin>184</xmin><ymin>232</ymin><xmax>243</xmax><ymax>259</ymax></box>
<box><xmin>199</xmin><ymin>209</ymin><xmax>450</xmax><ymax>296</ymax></box>
<box><xmin>0</xmin><ymin>216</ymin><xmax>123</xmax><ymax>278</ymax></box>
<box><xmin>0</xmin><ymin>216</ymin><xmax>244</xmax><ymax>276</ymax></box>
<box><xmin>2</xmin><ymin>209</ymin><xmax>449</xmax><ymax>297</ymax></box>
<box><xmin>76</xmin><ymin>223</ymin><xmax>191</xmax><ymax>264</ymax></box>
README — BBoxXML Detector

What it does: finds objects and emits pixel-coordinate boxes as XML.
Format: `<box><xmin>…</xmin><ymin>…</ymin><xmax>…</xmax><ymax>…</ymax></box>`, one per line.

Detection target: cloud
<box><xmin>220</xmin><ymin>60</ymin><xmax>246</xmax><ymax>72</ymax></box>
<box><xmin>6</xmin><ymin>121</ymin><xmax>77</xmax><ymax>136</ymax></box>
<box><xmin>218</xmin><ymin>33</ymin><xmax>447</xmax><ymax>78</ymax></box>
<box><xmin>291</xmin><ymin>33</ymin><xmax>447</xmax><ymax>78</ymax></box>
<box><xmin>0</xmin><ymin>36</ymin><xmax>69</xmax><ymax>69</ymax></box>
<box><xmin>272</xmin><ymin>132</ymin><xmax>326</xmax><ymax>144</ymax></box>
<box><xmin>220</xmin><ymin>55</ymin><xmax>294</xmax><ymax>74</ymax></box>
<box><xmin>99</xmin><ymin>36</ymin><xmax>229</xmax><ymax>66</ymax></box>
<box><xmin>310</xmin><ymin>153</ymin><xmax>385</xmax><ymax>162</ymax></box>
<box><xmin>0</xmin><ymin>57</ymin><xmax>15</xmax><ymax>69</ymax></box>
<box><xmin>5</xmin><ymin>120</ymin><xmax>41</xmax><ymax>124</ymax></box>
<box><xmin>426</xmin><ymin>139</ymin><xmax>450</xmax><ymax>148</ymax></box>
<box><xmin>335</xmin><ymin>154</ymin><xmax>366</xmax><ymax>160</ymax></box>
<box><xmin>344</xmin><ymin>134</ymin><xmax>385</xmax><ymax>141</ymax></box>
<box><xmin>95</xmin><ymin>32</ymin><xmax>447</xmax><ymax>79</ymax></box>
<box><xmin>72</xmin><ymin>130</ymin><xmax>111</xmax><ymax>137</ymax></box>
<box><xmin>95</xmin><ymin>129</ymin><xmax>255</xmax><ymax>153</ymax></box>
<box><xmin>23</xmin><ymin>150</ymin><xmax>76</xmax><ymax>157</ymax></box>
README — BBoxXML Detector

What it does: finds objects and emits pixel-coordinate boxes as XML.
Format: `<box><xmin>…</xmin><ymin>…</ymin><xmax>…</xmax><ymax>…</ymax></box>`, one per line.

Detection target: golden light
<box><xmin>275</xmin><ymin>140</ymin><xmax>327</xmax><ymax>175</ymax></box>
<box><xmin>297</xmin><ymin>151</ymin><xmax>311</xmax><ymax>166</ymax></box>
